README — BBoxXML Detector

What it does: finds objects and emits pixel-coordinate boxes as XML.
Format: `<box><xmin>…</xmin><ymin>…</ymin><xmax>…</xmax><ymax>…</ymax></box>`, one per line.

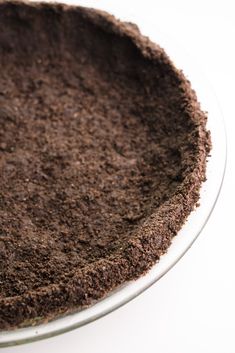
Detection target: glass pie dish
<box><xmin>0</xmin><ymin>2</ymin><xmax>226</xmax><ymax>347</ymax></box>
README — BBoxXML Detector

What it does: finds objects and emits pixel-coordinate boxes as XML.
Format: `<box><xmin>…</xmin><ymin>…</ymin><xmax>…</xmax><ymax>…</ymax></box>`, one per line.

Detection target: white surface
<box><xmin>2</xmin><ymin>1</ymin><xmax>235</xmax><ymax>352</ymax></box>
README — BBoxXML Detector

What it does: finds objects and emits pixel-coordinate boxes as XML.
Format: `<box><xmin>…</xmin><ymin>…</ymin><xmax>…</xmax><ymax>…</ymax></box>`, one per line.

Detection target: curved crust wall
<box><xmin>0</xmin><ymin>1</ymin><xmax>210</xmax><ymax>329</ymax></box>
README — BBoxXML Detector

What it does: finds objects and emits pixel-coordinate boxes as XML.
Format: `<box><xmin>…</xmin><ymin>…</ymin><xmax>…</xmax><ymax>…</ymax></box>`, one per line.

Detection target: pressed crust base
<box><xmin>0</xmin><ymin>1</ymin><xmax>210</xmax><ymax>329</ymax></box>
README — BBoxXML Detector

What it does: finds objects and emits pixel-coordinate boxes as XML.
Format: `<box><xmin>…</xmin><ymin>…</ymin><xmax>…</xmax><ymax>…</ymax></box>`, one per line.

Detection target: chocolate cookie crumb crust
<box><xmin>0</xmin><ymin>1</ymin><xmax>211</xmax><ymax>330</ymax></box>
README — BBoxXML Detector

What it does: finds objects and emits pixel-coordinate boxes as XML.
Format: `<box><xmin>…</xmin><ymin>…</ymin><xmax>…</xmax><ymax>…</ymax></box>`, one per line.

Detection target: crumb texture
<box><xmin>0</xmin><ymin>1</ymin><xmax>210</xmax><ymax>329</ymax></box>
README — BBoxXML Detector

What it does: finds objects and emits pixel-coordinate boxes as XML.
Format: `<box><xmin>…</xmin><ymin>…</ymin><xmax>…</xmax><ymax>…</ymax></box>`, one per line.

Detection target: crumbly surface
<box><xmin>0</xmin><ymin>1</ymin><xmax>210</xmax><ymax>329</ymax></box>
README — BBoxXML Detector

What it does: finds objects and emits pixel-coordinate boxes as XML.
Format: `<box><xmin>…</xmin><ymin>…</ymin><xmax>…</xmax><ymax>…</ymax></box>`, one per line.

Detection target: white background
<box><xmin>2</xmin><ymin>1</ymin><xmax>235</xmax><ymax>352</ymax></box>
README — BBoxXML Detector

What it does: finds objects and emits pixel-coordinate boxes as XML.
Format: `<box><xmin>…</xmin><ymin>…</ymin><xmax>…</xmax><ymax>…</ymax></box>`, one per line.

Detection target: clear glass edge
<box><xmin>0</xmin><ymin>7</ymin><xmax>227</xmax><ymax>347</ymax></box>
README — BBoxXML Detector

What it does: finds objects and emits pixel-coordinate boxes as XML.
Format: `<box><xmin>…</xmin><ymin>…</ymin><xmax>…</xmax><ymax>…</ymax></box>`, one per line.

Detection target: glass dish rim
<box><xmin>0</xmin><ymin>6</ymin><xmax>227</xmax><ymax>347</ymax></box>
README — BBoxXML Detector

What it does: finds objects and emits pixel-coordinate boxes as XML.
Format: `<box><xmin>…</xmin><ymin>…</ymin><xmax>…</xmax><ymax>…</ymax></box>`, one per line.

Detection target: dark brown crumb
<box><xmin>0</xmin><ymin>0</ymin><xmax>211</xmax><ymax>330</ymax></box>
